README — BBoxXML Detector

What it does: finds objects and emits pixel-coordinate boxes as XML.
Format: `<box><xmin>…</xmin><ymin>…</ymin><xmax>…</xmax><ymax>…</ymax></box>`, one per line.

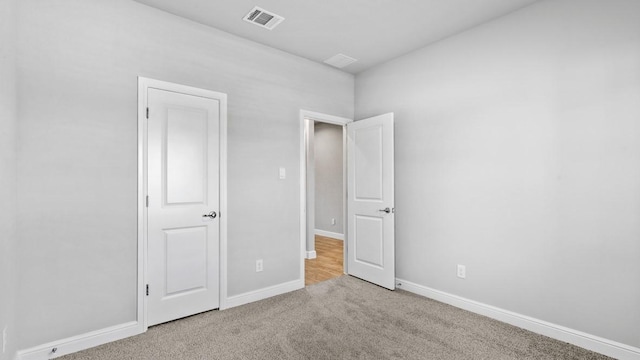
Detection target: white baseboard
<box><xmin>396</xmin><ymin>278</ymin><xmax>640</xmax><ymax>360</ymax></box>
<box><xmin>306</xmin><ymin>250</ymin><xmax>317</xmax><ymax>259</ymax></box>
<box><xmin>314</xmin><ymin>229</ymin><xmax>344</xmax><ymax>241</ymax></box>
<box><xmin>15</xmin><ymin>280</ymin><xmax>303</xmax><ymax>359</ymax></box>
<box><xmin>224</xmin><ymin>279</ymin><xmax>304</xmax><ymax>309</ymax></box>
<box><xmin>16</xmin><ymin>321</ymin><xmax>142</xmax><ymax>360</ymax></box>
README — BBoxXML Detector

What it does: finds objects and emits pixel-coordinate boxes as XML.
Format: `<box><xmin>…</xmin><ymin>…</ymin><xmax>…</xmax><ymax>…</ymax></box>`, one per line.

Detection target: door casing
<box><xmin>138</xmin><ymin>77</ymin><xmax>228</xmax><ymax>331</ymax></box>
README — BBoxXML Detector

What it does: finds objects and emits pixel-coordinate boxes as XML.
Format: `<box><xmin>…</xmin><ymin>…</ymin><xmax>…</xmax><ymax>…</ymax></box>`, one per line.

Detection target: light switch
<box><xmin>279</xmin><ymin>167</ymin><xmax>286</xmax><ymax>179</ymax></box>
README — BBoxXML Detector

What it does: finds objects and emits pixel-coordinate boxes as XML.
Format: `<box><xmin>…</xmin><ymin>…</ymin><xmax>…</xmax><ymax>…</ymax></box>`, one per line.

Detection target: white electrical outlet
<box><xmin>279</xmin><ymin>167</ymin><xmax>286</xmax><ymax>179</ymax></box>
<box><xmin>457</xmin><ymin>264</ymin><xmax>466</xmax><ymax>279</ymax></box>
<box><xmin>2</xmin><ymin>327</ymin><xmax>7</xmax><ymax>353</ymax></box>
<box><xmin>331</xmin><ymin>218</ymin><xmax>336</xmax><ymax>225</ymax></box>
<box><xmin>256</xmin><ymin>259</ymin><xmax>263</xmax><ymax>272</ymax></box>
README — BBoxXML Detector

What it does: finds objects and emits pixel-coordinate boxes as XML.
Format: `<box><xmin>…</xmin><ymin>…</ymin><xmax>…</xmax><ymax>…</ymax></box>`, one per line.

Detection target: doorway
<box><xmin>306</xmin><ymin>121</ymin><xmax>345</xmax><ymax>285</ymax></box>
<box><xmin>299</xmin><ymin>110</ymin><xmax>351</xmax><ymax>286</ymax></box>
<box><xmin>300</xmin><ymin>110</ymin><xmax>396</xmax><ymax>290</ymax></box>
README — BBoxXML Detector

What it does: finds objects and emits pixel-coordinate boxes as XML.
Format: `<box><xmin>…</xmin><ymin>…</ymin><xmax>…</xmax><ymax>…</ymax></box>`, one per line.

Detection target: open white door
<box><xmin>147</xmin><ymin>87</ymin><xmax>222</xmax><ymax>326</ymax></box>
<box><xmin>347</xmin><ymin>113</ymin><xmax>395</xmax><ymax>290</ymax></box>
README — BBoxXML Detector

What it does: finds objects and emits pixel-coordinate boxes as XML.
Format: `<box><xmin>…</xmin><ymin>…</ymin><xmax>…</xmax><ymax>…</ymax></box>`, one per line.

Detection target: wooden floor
<box><xmin>305</xmin><ymin>235</ymin><xmax>344</xmax><ymax>286</ymax></box>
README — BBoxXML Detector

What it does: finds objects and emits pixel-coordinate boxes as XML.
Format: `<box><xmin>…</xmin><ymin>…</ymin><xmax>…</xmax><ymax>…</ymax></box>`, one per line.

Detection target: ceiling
<box><xmin>133</xmin><ymin>0</ymin><xmax>539</xmax><ymax>74</ymax></box>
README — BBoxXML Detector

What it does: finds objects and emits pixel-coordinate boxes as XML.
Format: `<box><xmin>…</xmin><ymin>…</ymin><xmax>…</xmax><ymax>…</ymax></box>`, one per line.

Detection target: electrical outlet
<box><xmin>279</xmin><ymin>167</ymin><xmax>286</xmax><ymax>179</ymax></box>
<box><xmin>2</xmin><ymin>327</ymin><xmax>7</xmax><ymax>353</ymax></box>
<box><xmin>256</xmin><ymin>259</ymin><xmax>263</xmax><ymax>272</ymax></box>
<box><xmin>331</xmin><ymin>218</ymin><xmax>336</xmax><ymax>225</ymax></box>
<box><xmin>457</xmin><ymin>264</ymin><xmax>466</xmax><ymax>279</ymax></box>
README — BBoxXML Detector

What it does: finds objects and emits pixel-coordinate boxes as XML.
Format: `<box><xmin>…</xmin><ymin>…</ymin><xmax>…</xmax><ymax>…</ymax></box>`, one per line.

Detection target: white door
<box><xmin>147</xmin><ymin>87</ymin><xmax>221</xmax><ymax>326</ymax></box>
<box><xmin>347</xmin><ymin>113</ymin><xmax>395</xmax><ymax>290</ymax></box>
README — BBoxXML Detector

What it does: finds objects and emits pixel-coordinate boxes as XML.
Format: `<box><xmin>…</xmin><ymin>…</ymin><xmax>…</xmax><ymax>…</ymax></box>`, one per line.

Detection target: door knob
<box><xmin>378</xmin><ymin>207</ymin><xmax>391</xmax><ymax>214</ymax></box>
<box><xmin>202</xmin><ymin>211</ymin><xmax>217</xmax><ymax>219</ymax></box>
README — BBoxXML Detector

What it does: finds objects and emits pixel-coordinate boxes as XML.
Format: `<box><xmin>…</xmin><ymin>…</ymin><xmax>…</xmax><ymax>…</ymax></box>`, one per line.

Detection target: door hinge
<box><xmin>146</xmin><ymin>195</ymin><xmax>149</xmax><ymax>207</ymax></box>
<box><xmin>146</xmin><ymin>284</ymin><xmax>149</xmax><ymax>296</ymax></box>
<box><xmin>146</xmin><ymin>107</ymin><xmax>149</xmax><ymax>119</ymax></box>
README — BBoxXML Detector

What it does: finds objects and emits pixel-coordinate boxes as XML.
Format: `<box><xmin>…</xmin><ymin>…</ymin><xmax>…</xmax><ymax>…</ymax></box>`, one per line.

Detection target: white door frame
<box><xmin>299</xmin><ymin>110</ymin><xmax>352</xmax><ymax>279</ymax></box>
<box><xmin>138</xmin><ymin>77</ymin><xmax>228</xmax><ymax>331</ymax></box>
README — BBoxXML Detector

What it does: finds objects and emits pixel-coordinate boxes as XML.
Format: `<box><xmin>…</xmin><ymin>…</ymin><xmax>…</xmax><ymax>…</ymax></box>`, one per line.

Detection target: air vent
<box><xmin>243</xmin><ymin>6</ymin><xmax>284</xmax><ymax>30</ymax></box>
<box><xmin>323</xmin><ymin>54</ymin><xmax>358</xmax><ymax>69</ymax></box>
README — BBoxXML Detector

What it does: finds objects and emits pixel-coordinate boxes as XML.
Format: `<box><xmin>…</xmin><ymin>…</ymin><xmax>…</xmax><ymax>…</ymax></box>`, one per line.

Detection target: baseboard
<box><xmin>396</xmin><ymin>278</ymin><xmax>640</xmax><ymax>360</ymax></box>
<box><xmin>306</xmin><ymin>250</ymin><xmax>317</xmax><ymax>259</ymax></box>
<box><xmin>225</xmin><ymin>279</ymin><xmax>304</xmax><ymax>309</ymax></box>
<box><xmin>16</xmin><ymin>280</ymin><xmax>304</xmax><ymax>359</ymax></box>
<box><xmin>16</xmin><ymin>321</ymin><xmax>142</xmax><ymax>360</ymax></box>
<box><xmin>314</xmin><ymin>229</ymin><xmax>344</xmax><ymax>241</ymax></box>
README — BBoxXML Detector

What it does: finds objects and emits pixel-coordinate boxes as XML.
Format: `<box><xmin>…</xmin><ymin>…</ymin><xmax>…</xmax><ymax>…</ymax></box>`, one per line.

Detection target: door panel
<box><xmin>147</xmin><ymin>88</ymin><xmax>220</xmax><ymax>326</ymax></box>
<box><xmin>347</xmin><ymin>113</ymin><xmax>395</xmax><ymax>290</ymax></box>
<box><xmin>164</xmin><ymin>226</ymin><xmax>208</xmax><ymax>295</ymax></box>
<box><xmin>354</xmin><ymin>215</ymin><xmax>384</xmax><ymax>268</ymax></box>
<box><xmin>165</xmin><ymin>107</ymin><xmax>208</xmax><ymax>205</ymax></box>
<box><xmin>354</xmin><ymin>126</ymin><xmax>383</xmax><ymax>200</ymax></box>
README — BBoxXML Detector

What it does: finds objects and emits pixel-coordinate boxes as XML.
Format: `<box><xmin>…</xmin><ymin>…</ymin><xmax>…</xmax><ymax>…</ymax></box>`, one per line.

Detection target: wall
<box><xmin>356</xmin><ymin>0</ymin><xmax>640</xmax><ymax>349</ymax></box>
<box><xmin>314</xmin><ymin>122</ymin><xmax>344</xmax><ymax>235</ymax></box>
<box><xmin>15</xmin><ymin>0</ymin><xmax>353</xmax><ymax>350</ymax></box>
<box><xmin>305</xmin><ymin>120</ymin><xmax>316</xmax><ymax>254</ymax></box>
<box><xmin>0</xmin><ymin>0</ymin><xmax>17</xmax><ymax>358</ymax></box>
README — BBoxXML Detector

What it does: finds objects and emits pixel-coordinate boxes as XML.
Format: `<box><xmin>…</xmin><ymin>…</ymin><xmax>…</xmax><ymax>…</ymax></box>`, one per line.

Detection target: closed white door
<box><xmin>147</xmin><ymin>87</ymin><xmax>221</xmax><ymax>326</ymax></box>
<box><xmin>347</xmin><ymin>113</ymin><xmax>395</xmax><ymax>290</ymax></box>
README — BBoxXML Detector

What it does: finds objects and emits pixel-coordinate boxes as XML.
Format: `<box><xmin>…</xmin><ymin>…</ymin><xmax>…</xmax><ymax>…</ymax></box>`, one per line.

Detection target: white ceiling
<box><xmin>133</xmin><ymin>0</ymin><xmax>539</xmax><ymax>74</ymax></box>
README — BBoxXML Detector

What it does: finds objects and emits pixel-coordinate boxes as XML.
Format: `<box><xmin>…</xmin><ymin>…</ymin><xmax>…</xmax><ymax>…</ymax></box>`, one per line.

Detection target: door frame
<box><xmin>299</xmin><ymin>110</ymin><xmax>352</xmax><ymax>279</ymax></box>
<box><xmin>137</xmin><ymin>77</ymin><xmax>228</xmax><ymax>331</ymax></box>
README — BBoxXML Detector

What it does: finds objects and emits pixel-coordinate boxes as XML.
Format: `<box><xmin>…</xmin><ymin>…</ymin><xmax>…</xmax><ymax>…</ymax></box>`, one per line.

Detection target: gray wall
<box><xmin>355</xmin><ymin>0</ymin><xmax>640</xmax><ymax>348</ymax></box>
<box><xmin>0</xmin><ymin>0</ymin><xmax>17</xmax><ymax>358</ymax></box>
<box><xmin>314</xmin><ymin>123</ymin><xmax>344</xmax><ymax>235</ymax></box>
<box><xmin>306</xmin><ymin>120</ymin><xmax>315</xmax><ymax>253</ymax></box>
<box><xmin>15</xmin><ymin>0</ymin><xmax>353</xmax><ymax>350</ymax></box>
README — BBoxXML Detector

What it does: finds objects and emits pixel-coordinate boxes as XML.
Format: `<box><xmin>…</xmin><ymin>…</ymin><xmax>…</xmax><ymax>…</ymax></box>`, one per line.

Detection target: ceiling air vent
<box><xmin>324</xmin><ymin>54</ymin><xmax>358</xmax><ymax>69</ymax></box>
<box><xmin>243</xmin><ymin>6</ymin><xmax>284</xmax><ymax>30</ymax></box>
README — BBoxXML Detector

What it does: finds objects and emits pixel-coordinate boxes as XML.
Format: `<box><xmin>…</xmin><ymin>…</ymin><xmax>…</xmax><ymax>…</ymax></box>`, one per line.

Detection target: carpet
<box><xmin>60</xmin><ymin>276</ymin><xmax>611</xmax><ymax>359</ymax></box>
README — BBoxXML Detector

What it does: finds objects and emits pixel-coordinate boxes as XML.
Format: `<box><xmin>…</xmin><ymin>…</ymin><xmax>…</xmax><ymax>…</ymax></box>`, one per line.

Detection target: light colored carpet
<box><xmin>60</xmin><ymin>276</ymin><xmax>611</xmax><ymax>359</ymax></box>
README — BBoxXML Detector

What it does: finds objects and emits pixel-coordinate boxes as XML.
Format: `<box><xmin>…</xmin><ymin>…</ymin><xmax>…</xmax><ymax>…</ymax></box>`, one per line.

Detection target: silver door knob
<box><xmin>378</xmin><ymin>207</ymin><xmax>391</xmax><ymax>214</ymax></box>
<box><xmin>202</xmin><ymin>211</ymin><xmax>217</xmax><ymax>219</ymax></box>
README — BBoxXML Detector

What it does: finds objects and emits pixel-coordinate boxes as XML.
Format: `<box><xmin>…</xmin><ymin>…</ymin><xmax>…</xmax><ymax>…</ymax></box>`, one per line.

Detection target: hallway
<box><xmin>305</xmin><ymin>235</ymin><xmax>343</xmax><ymax>286</ymax></box>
